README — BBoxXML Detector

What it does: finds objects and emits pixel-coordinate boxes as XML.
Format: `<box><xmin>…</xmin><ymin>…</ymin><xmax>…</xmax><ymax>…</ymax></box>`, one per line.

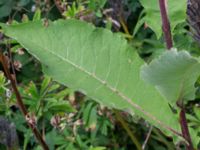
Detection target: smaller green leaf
<box><xmin>89</xmin><ymin>146</ymin><xmax>106</xmax><ymax>150</ymax></box>
<box><xmin>141</xmin><ymin>49</ymin><xmax>200</xmax><ymax>104</ymax></box>
<box><xmin>27</xmin><ymin>81</ymin><xmax>39</xmax><ymax>99</ymax></box>
<box><xmin>83</xmin><ymin>101</ymin><xmax>97</xmax><ymax>128</ymax></box>
<box><xmin>47</xmin><ymin>84</ymin><xmax>60</xmax><ymax>93</ymax></box>
<box><xmin>45</xmin><ymin>98</ymin><xmax>76</xmax><ymax>113</ymax></box>
<box><xmin>0</xmin><ymin>72</ymin><xmax>6</xmax><ymax>86</ymax></box>
<box><xmin>33</xmin><ymin>9</ymin><xmax>41</xmax><ymax>21</ymax></box>
<box><xmin>53</xmin><ymin>89</ymin><xmax>70</xmax><ymax>99</ymax></box>
<box><xmin>40</xmin><ymin>75</ymin><xmax>51</xmax><ymax>95</ymax></box>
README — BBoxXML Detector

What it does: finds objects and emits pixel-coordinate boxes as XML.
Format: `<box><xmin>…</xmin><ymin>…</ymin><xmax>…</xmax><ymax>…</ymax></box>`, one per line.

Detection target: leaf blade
<box><xmin>0</xmin><ymin>19</ymin><xmax>181</xmax><ymax>136</ymax></box>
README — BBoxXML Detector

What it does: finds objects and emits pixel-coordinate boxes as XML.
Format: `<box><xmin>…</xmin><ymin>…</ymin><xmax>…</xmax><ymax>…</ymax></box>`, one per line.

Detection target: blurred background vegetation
<box><xmin>0</xmin><ymin>0</ymin><xmax>200</xmax><ymax>149</ymax></box>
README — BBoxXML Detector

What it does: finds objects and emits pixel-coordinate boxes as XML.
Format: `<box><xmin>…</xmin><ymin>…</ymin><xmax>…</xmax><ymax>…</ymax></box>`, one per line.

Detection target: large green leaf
<box><xmin>139</xmin><ymin>0</ymin><xmax>186</xmax><ymax>38</ymax></box>
<box><xmin>0</xmin><ymin>19</ymin><xmax>181</xmax><ymax>136</ymax></box>
<box><xmin>141</xmin><ymin>49</ymin><xmax>200</xmax><ymax>105</ymax></box>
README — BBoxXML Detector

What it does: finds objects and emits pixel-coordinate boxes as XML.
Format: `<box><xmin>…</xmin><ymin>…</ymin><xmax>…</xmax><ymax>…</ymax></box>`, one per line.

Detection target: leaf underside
<box><xmin>0</xmin><ymin>19</ymin><xmax>181</xmax><ymax>136</ymax></box>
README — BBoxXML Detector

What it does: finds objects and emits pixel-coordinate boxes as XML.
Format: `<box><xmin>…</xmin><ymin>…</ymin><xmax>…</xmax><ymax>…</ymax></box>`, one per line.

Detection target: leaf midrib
<box><xmin>12</xmin><ymin>30</ymin><xmax>181</xmax><ymax>136</ymax></box>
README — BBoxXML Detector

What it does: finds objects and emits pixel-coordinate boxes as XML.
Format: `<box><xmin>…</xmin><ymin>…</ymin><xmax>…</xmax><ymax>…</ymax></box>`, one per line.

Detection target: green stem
<box><xmin>152</xmin><ymin>128</ymin><xmax>175</xmax><ymax>150</ymax></box>
<box><xmin>114</xmin><ymin>109</ymin><xmax>142</xmax><ymax>150</ymax></box>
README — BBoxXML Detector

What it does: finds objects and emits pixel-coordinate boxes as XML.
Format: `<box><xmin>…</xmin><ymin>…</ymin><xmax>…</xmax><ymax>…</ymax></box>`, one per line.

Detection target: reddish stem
<box><xmin>179</xmin><ymin>103</ymin><xmax>194</xmax><ymax>150</ymax></box>
<box><xmin>0</xmin><ymin>52</ymin><xmax>49</xmax><ymax>150</ymax></box>
<box><xmin>158</xmin><ymin>0</ymin><xmax>193</xmax><ymax>149</ymax></box>
<box><xmin>158</xmin><ymin>0</ymin><xmax>173</xmax><ymax>49</ymax></box>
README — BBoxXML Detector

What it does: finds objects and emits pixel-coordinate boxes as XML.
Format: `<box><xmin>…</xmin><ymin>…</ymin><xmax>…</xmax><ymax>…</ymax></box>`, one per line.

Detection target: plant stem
<box><xmin>114</xmin><ymin>109</ymin><xmax>142</xmax><ymax>150</ymax></box>
<box><xmin>158</xmin><ymin>0</ymin><xmax>193</xmax><ymax>149</ymax></box>
<box><xmin>142</xmin><ymin>126</ymin><xmax>153</xmax><ymax>150</ymax></box>
<box><xmin>158</xmin><ymin>0</ymin><xmax>173</xmax><ymax>49</ymax></box>
<box><xmin>0</xmin><ymin>52</ymin><xmax>49</xmax><ymax>150</ymax></box>
<box><xmin>152</xmin><ymin>128</ymin><xmax>175</xmax><ymax>150</ymax></box>
<box><xmin>178</xmin><ymin>102</ymin><xmax>194</xmax><ymax>150</ymax></box>
<box><xmin>119</xmin><ymin>16</ymin><xmax>132</xmax><ymax>41</ymax></box>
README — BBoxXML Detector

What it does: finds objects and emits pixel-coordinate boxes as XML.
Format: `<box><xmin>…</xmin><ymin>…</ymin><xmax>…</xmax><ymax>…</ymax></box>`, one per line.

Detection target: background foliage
<box><xmin>0</xmin><ymin>0</ymin><xmax>200</xmax><ymax>150</ymax></box>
